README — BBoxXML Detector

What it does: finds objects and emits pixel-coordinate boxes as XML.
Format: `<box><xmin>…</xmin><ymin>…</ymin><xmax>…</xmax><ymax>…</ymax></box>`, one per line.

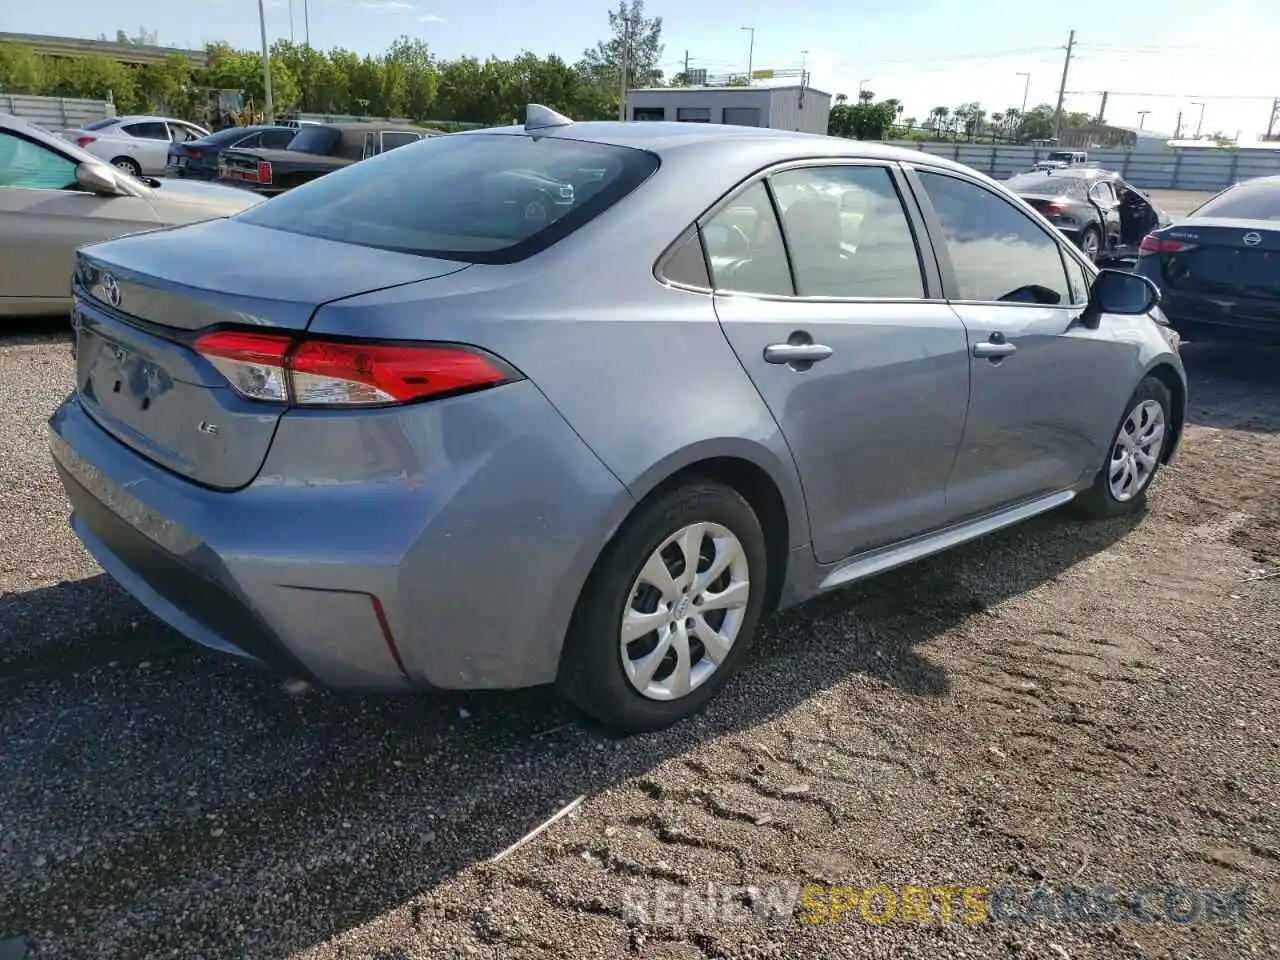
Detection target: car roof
<box><xmin>326</xmin><ymin>122</ymin><xmax>425</xmax><ymax>133</ymax></box>
<box><xmin>1013</xmin><ymin>167</ymin><xmax>1114</xmax><ymax>183</ymax></box>
<box><xmin>109</xmin><ymin>115</ymin><xmax>197</xmax><ymax>125</ymax></box>
<box><xmin>461</xmin><ymin>120</ymin><xmax>979</xmax><ymax>173</ymax></box>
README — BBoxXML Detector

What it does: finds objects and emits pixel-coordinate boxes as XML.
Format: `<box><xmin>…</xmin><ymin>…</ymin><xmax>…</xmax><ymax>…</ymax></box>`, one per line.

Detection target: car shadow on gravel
<box><xmin>0</xmin><ymin>502</ymin><xmax>1143</xmax><ymax>958</ymax></box>
<box><xmin>1180</xmin><ymin>340</ymin><xmax>1280</xmax><ymax>433</ymax></box>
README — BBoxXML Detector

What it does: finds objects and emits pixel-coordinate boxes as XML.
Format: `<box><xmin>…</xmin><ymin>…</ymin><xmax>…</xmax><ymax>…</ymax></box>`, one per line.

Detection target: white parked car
<box><xmin>65</xmin><ymin>116</ymin><xmax>211</xmax><ymax>177</ymax></box>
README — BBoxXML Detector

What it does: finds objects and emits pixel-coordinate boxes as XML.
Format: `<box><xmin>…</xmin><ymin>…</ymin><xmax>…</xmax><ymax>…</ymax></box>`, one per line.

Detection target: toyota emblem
<box><xmin>100</xmin><ymin>272</ymin><xmax>122</xmax><ymax>308</ymax></box>
<box><xmin>1243</xmin><ymin>232</ymin><xmax>1262</xmax><ymax>247</ymax></box>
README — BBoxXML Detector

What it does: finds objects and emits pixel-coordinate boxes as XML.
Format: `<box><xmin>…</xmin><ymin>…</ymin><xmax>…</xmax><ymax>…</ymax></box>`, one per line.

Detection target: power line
<box><xmin>829</xmin><ymin>45</ymin><xmax>1060</xmax><ymax>69</ymax></box>
<box><xmin>1065</xmin><ymin>90</ymin><xmax>1277</xmax><ymax>101</ymax></box>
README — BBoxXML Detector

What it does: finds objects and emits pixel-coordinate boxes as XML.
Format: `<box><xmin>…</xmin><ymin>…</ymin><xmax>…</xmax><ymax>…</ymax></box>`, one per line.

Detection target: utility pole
<box><xmin>1191</xmin><ymin>101</ymin><xmax>1206</xmax><ymax>139</ymax></box>
<box><xmin>257</xmin><ymin>0</ymin><xmax>275</xmax><ymax>123</ymax></box>
<box><xmin>303</xmin><ymin>0</ymin><xmax>310</xmax><ymax>47</ymax></box>
<box><xmin>617</xmin><ymin>13</ymin><xmax>629</xmax><ymax>121</ymax></box>
<box><xmin>1173</xmin><ymin>110</ymin><xmax>1182</xmax><ymax>139</ymax></box>
<box><xmin>742</xmin><ymin>26</ymin><xmax>755</xmax><ymax>83</ymax></box>
<box><xmin>1016</xmin><ymin>71</ymin><xmax>1030</xmax><ymax>117</ymax></box>
<box><xmin>1097</xmin><ymin>91</ymin><xmax>1108</xmax><ymax>124</ymax></box>
<box><xmin>288</xmin><ymin>0</ymin><xmax>294</xmax><ymax>42</ymax></box>
<box><xmin>1052</xmin><ymin>28</ymin><xmax>1075</xmax><ymax>142</ymax></box>
<box><xmin>1137</xmin><ymin>110</ymin><xmax>1150</xmax><ymax>130</ymax></box>
<box><xmin>683</xmin><ymin>49</ymin><xmax>689</xmax><ymax>83</ymax></box>
<box><xmin>1267</xmin><ymin>97</ymin><xmax>1280</xmax><ymax>140</ymax></box>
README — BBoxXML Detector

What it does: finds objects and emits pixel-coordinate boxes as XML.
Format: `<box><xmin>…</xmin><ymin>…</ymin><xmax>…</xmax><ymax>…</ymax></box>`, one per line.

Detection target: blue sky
<box><xmin>4</xmin><ymin>0</ymin><xmax>1276</xmax><ymax>140</ymax></box>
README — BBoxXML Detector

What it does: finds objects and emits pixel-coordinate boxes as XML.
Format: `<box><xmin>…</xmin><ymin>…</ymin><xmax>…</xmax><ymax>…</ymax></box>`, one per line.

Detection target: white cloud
<box><xmin>418</xmin><ymin>13</ymin><xmax>446</xmax><ymax>21</ymax></box>
<box><xmin>353</xmin><ymin>0</ymin><xmax>415</xmax><ymax>11</ymax></box>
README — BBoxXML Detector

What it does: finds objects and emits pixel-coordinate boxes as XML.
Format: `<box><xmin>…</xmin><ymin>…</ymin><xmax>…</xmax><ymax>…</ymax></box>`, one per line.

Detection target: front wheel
<box><xmin>556</xmin><ymin>481</ymin><xmax>769</xmax><ymax>734</ymax></box>
<box><xmin>1071</xmin><ymin>376</ymin><xmax>1172</xmax><ymax>520</ymax></box>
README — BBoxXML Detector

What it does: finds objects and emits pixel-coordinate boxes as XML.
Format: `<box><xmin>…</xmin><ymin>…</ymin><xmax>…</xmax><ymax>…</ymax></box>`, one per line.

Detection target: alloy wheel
<box><xmin>1108</xmin><ymin>399</ymin><xmax>1166</xmax><ymax>502</ymax></box>
<box><xmin>620</xmin><ymin>522</ymin><xmax>751</xmax><ymax>701</ymax></box>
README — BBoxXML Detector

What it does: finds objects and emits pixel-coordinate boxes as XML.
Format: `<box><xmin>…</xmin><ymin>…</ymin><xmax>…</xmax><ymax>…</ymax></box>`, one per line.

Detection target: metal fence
<box><xmin>885</xmin><ymin>140</ymin><xmax>1280</xmax><ymax>191</ymax></box>
<box><xmin>1</xmin><ymin>93</ymin><xmax>116</xmax><ymax>130</ymax></box>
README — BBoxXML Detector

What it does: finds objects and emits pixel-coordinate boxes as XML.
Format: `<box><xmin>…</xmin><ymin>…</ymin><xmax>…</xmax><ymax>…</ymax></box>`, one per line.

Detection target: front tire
<box><xmin>556</xmin><ymin>481</ymin><xmax>769</xmax><ymax>734</ymax></box>
<box><xmin>1071</xmin><ymin>376</ymin><xmax>1172</xmax><ymax>520</ymax></box>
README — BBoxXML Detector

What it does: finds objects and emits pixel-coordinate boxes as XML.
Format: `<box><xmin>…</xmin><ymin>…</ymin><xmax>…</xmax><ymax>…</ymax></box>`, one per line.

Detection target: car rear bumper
<box><xmin>1150</xmin><ymin>288</ymin><xmax>1280</xmax><ymax>344</ymax></box>
<box><xmin>49</xmin><ymin>382</ymin><xmax>633</xmax><ymax>691</ymax></box>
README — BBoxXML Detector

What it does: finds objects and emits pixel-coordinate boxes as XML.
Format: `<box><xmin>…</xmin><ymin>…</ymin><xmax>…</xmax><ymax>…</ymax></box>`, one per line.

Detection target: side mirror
<box><xmin>1082</xmin><ymin>268</ymin><xmax>1159</xmax><ymax>327</ymax></box>
<box><xmin>75</xmin><ymin>162</ymin><xmax>125</xmax><ymax>197</ymax></box>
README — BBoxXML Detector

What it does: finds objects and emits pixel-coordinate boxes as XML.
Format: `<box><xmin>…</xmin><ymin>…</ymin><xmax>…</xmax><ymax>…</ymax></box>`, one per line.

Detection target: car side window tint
<box><xmin>233</xmin><ymin>133</ymin><xmax>261</xmax><ymax>148</ymax></box>
<box><xmin>124</xmin><ymin>121</ymin><xmax>170</xmax><ymax>140</ymax></box>
<box><xmin>662</xmin><ymin>230</ymin><xmax>710</xmax><ymax>289</ymax></box>
<box><xmin>381</xmin><ymin>132</ymin><xmax>421</xmax><ymax>151</ymax></box>
<box><xmin>262</xmin><ymin>129</ymin><xmax>295</xmax><ymax>149</ymax></box>
<box><xmin>769</xmin><ymin>165</ymin><xmax>924</xmax><ymax>299</ymax></box>
<box><xmin>0</xmin><ymin>132</ymin><xmax>78</xmax><ymax>190</ymax></box>
<box><xmin>917</xmin><ymin>170</ymin><xmax>1071</xmax><ymax>306</ymax></box>
<box><xmin>703</xmin><ymin>181</ymin><xmax>793</xmax><ymax>297</ymax></box>
<box><xmin>1062</xmin><ymin>252</ymin><xmax>1091</xmax><ymax>306</ymax></box>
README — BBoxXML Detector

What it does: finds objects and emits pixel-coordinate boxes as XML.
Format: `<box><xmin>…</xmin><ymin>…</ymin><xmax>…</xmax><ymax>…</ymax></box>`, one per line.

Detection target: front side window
<box><xmin>261</xmin><ymin>128</ymin><xmax>296</xmax><ymax>149</ymax></box>
<box><xmin>917</xmin><ymin>170</ymin><xmax>1071</xmax><ymax>305</ymax></box>
<box><xmin>236</xmin><ymin>132</ymin><xmax>659</xmax><ymax>263</ymax></box>
<box><xmin>286</xmin><ymin>126</ymin><xmax>341</xmax><ymax>155</ymax></box>
<box><xmin>701</xmin><ymin>181</ymin><xmax>792</xmax><ymax>297</ymax></box>
<box><xmin>0</xmin><ymin>132</ymin><xmax>78</xmax><ymax>190</ymax></box>
<box><xmin>769</xmin><ymin>165</ymin><xmax>924</xmax><ymax>299</ymax></box>
<box><xmin>1090</xmin><ymin>181</ymin><xmax>1116</xmax><ymax>203</ymax></box>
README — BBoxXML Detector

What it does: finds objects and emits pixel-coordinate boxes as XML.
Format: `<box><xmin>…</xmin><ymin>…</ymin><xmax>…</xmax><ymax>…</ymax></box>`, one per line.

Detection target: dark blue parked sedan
<box><xmin>165</xmin><ymin>125</ymin><xmax>296</xmax><ymax>181</ymax></box>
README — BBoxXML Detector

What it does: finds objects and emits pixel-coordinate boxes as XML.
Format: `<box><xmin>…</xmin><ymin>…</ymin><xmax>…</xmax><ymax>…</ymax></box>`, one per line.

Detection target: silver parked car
<box><xmin>49</xmin><ymin>106</ymin><xmax>1186</xmax><ymax>733</ymax></box>
<box><xmin>65</xmin><ymin>115</ymin><xmax>212</xmax><ymax>177</ymax></box>
<box><xmin>0</xmin><ymin>113</ymin><xmax>265</xmax><ymax>318</ymax></box>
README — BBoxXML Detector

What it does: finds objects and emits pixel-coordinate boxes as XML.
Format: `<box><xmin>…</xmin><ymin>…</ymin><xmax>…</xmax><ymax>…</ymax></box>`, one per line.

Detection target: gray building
<box><xmin>624</xmin><ymin>85</ymin><xmax>832</xmax><ymax>136</ymax></box>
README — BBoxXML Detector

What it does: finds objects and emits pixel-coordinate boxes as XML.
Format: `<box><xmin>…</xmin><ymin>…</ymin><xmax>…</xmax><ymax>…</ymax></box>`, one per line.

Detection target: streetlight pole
<box><xmin>1016</xmin><ymin>71</ymin><xmax>1030</xmax><ymax>116</ymax></box>
<box><xmin>1191</xmin><ymin>100</ymin><xmax>1206</xmax><ymax>139</ymax></box>
<box><xmin>257</xmin><ymin>0</ymin><xmax>275</xmax><ymax>123</ymax></box>
<box><xmin>1137</xmin><ymin>110</ymin><xmax>1150</xmax><ymax>130</ymax></box>
<box><xmin>741</xmin><ymin>26</ymin><xmax>755</xmax><ymax>83</ymax></box>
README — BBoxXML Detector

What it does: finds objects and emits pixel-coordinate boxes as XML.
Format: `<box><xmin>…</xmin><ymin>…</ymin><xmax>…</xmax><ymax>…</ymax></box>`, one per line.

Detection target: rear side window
<box><xmin>1191</xmin><ymin>180</ymin><xmax>1280</xmax><ymax>220</ymax></box>
<box><xmin>123</xmin><ymin>121</ymin><xmax>169</xmax><ymax>140</ymax></box>
<box><xmin>236</xmin><ymin>133</ymin><xmax>660</xmax><ymax>264</ymax></box>
<box><xmin>286</xmin><ymin>126</ymin><xmax>341</xmax><ymax>155</ymax></box>
<box><xmin>702</xmin><ymin>181</ymin><xmax>793</xmax><ymax>297</ymax></box>
<box><xmin>381</xmin><ymin>132</ymin><xmax>421</xmax><ymax>151</ymax></box>
<box><xmin>232</xmin><ymin>133</ymin><xmax>262</xmax><ymax>148</ymax></box>
<box><xmin>661</xmin><ymin>230</ymin><xmax>710</xmax><ymax>289</ymax></box>
<box><xmin>770</xmin><ymin>165</ymin><xmax>924</xmax><ymax>299</ymax></box>
<box><xmin>260</xmin><ymin>128</ymin><xmax>296</xmax><ymax>149</ymax></box>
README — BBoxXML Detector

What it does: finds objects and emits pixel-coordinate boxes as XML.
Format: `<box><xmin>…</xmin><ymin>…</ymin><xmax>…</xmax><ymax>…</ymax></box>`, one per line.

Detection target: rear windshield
<box><xmin>285</xmin><ymin>126</ymin><xmax>340</xmax><ymax>155</ymax></box>
<box><xmin>236</xmin><ymin>133</ymin><xmax>661</xmax><ymax>263</ymax></box>
<box><xmin>82</xmin><ymin>118</ymin><xmax>119</xmax><ymax>131</ymax></box>
<box><xmin>1007</xmin><ymin>173</ymin><xmax>1086</xmax><ymax>198</ymax></box>
<box><xmin>1191</xmin><ymin>180</ymin><xmax>1280</xmax><ymax>221</ymax></box>
<box><xmin>1046</xmin><ymin>152</ymin><xmax>1077</xmax><ymax>162</ymax></box>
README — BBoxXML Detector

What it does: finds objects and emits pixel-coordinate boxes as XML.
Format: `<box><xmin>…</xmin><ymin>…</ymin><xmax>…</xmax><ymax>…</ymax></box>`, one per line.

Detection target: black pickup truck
<box><xmin>216</xmin><ymin>122</ymin><xmax>439</xmax><ymax>195</ymax></box>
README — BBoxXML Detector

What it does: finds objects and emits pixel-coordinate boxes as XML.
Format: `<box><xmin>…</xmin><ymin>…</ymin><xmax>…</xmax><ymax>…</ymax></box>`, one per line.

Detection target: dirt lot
<box><xmin>1</xmin><ymin>309</ymin><xmax>1277</xmax><ymax>959</ymax></box>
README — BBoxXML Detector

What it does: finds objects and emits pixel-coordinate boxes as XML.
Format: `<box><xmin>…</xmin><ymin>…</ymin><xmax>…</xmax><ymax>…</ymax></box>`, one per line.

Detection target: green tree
<box><xmin>0</xmin><ymin>42</ymin><xmax>47</xmax><ymax>93</ymax></box>
<box><xmin>578</xmin><ymin>0</ymin><xmax>664</xmax><ymax>91</ymax></box>
<box><xmin>386</xmin><ymin>36</ymin><xmax>438</xmax><ymax>119</ymax></box>
<box><xmin>828</xmin><ymin>96</ymin><xmax>898</xmax><ymax>140</ymax></box>
<box><xmin>136</xmin><ymin>54</ymin><xmax>194</xmax><ymax>115</ymax></box>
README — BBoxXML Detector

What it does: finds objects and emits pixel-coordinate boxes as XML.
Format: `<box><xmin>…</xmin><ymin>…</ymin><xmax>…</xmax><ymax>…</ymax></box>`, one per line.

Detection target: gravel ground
<box><xmin>1</xmin><ymin>310</ymin><xmax>1277</xmax><ymax>960</ymax></box>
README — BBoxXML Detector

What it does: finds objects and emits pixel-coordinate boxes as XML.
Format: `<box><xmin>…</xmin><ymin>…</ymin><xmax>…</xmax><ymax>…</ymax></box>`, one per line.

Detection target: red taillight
<box><xmin>75</xmin><ymin>135</ymin><xmax>96</xmax><ymax>147</ymax></box>
<box><xmin>193</xmin><ymin>331</ymin><xmax>515</xmax><ymax>407</ymax></box>
<box><xmin>1138</xmin><ymin>234</ymin><xmax>1195</xmax><ymax>257</ymax></box>
<box><xmin>256</xmin><ymin>160</ymin><xmax>272</xmax><ymax>184</ymax></box>
<box><xmin>184</xmin><ymin>146</ymin><xmax>204</xmax><ymax>160</ymax></box>
<box><xmin>1036</xmin><ymin>202</ymin><xmax>1067</xmax><ymax>217</ymax></box>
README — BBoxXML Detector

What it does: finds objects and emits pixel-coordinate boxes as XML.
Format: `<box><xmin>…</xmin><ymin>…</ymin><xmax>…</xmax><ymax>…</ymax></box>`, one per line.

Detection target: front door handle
<box><xmin>764</xmin><ymin>343</ymin><xmax>834</xmax><ymax>364</ymax></box>
<box><xmin>973</xmin><ymin>340</ymin><xmax>1017</xmax><ymax>359</ymax></box>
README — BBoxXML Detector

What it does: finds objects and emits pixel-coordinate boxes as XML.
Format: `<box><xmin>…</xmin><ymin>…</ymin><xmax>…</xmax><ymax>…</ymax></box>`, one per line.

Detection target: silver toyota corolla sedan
<box><xmin>0</xmin><ymin>112</ymin><xmax>263</xmax><ymax>318</ymax></box>
<box><xmin>48</xmin><ymin>105</ymin><xmax>1186</xmax><ymax>733</ymax></box>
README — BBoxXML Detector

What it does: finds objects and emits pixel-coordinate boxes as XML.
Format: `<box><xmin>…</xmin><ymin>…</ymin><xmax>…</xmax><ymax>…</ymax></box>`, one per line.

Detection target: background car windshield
<box><xmin>1191</xmin><ymin>181</ymin><xmax>1280</xmax><ymax>220</ymax></box>
<box><xmin>1047</xmin><ymin>152</ymin><xmax>1075</xmax><ymax>162</ymax></box>
<box><xmin>236</xmin><ymin>133</ymin><xmax>659</xmax><ymax>262</ymax></box>
<box><xmin>1007</xmin><ymin>174</ymin><xmax>1086</xmax><ymax>198</ymax></box>
<box><xmin>285</xmin><ymin>126</ymin><xmax>340</xmax><ymax>154</ymax></box>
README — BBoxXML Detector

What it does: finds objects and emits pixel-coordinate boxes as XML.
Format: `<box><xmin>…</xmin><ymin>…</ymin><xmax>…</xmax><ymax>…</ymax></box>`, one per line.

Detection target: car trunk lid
<box><xmin>72</xmin><ymin>219</ymin><xmax>470</xmax><ymax>490</ymax></box>
<box><xmin>1148</xmin><ymin>220</ymin><xmax>1280</xmax><ymax>301</ymax></box>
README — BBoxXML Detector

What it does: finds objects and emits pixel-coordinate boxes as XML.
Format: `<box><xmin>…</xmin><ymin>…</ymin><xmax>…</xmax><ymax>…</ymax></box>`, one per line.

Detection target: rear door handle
<box><xmin>764</xmin><ymin>343</ymin><xmax>833</xmax><ymax>364</ymax></box>
<box><xmin>973</xmin><ymin>341</ymin><xmax>1017</xmax><ymax>359</ymax></box>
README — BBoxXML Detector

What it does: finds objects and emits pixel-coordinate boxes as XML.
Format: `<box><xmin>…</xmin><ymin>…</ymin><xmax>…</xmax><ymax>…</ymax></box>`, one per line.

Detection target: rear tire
<box><xmin>1078</xmin><ymin>226</ymin><xmax>1101</xmax><ymax>263</ymax></box>
<box><xmin>556</xmin><ymin>480</ymin><xmax>769</xmax><ymax>735</ymax></box>
<box><xmin>1071</xmin><ymin>376</ymin><xmax>1172</xmax><ymax>520</ymax></box>
<box><xmin>111</xmin><ymin>157</ymin><xmax>142</xmax><ymax>177</ymax></box>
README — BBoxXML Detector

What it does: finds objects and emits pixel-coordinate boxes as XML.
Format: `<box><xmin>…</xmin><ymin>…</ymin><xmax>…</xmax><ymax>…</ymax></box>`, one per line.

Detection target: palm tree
<box><xmin>858</xmin><ymin>89</ymin><xmax>875</xmax><ymax>104</ymax></box>
<box><xmin>931</xmin><ymin>106</ymin><xmax>949</xmax><ymax>139</ymax></box>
